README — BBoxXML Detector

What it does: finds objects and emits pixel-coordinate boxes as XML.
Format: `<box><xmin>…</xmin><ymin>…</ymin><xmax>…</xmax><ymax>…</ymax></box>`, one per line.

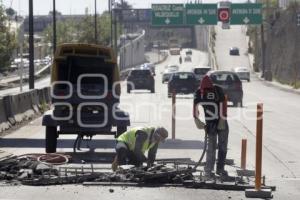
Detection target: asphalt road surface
<box><xmin>1</xmin><ymin>25</ymin><xmax>300</xmax><ymax>199</ymax></box>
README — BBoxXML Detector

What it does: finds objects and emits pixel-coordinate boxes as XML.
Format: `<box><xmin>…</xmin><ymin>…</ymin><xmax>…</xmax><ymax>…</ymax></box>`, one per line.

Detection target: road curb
<box><xmin>254</xmin><ymin>72</ymin><xmax>300</xmax><ymax>95</ymax></box>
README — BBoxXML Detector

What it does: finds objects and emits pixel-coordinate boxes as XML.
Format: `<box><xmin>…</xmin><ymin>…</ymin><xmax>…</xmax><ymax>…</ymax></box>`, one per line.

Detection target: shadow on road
<box><xmin>0</xmin><ymin>138</ymin><xmax>205</xmax><ymax>150</ymax></box>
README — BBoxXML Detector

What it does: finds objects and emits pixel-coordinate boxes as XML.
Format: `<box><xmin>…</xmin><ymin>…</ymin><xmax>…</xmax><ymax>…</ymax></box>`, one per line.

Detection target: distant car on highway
<box><xmin>234</xmin><ymin>67</ymin><xmax>250</xmax><ymax>82</ymax></box>
<box><xmin>193</xmin><ymin>66</ymin><xmax>211</xmax><ymax>82</ymax></box>
<box><xmin>162</xmin><ymin>69</ymin><xmax>176</xmax><ymax>83</ymax></box>
<box><xmin>186</xmin><ymin>49</ymin><xmax>192</xmax><ymax>55</ymax></box>
<box><xmin>229</xmin><ymin>47</ymin><xmax>240</xmax><ymax>55</ymax></box>
<box><xmin>169</xmin><ymin>48</ymin><xmax>181</xmax><ymax>55</ymax></box>
<box><xmin>165</xmin><ymin>65</ymin><xmax>179</xmax><ymax>72</ymax></box>
<box><xmin>184</xmin><ymin>55</ymin><xmax>192</xmax><ymax>62</ymax></box>
<box><xmin>208</xmin><ymin>71</ymin><xmax>243</xmax><ymax>107</ymax></box>
<box><xmin>140</xmin><ymin>63</ymin><xmax>156</xmax><ymax>76</ymax></box>
<box><xmin>168</xmin><ymin>72</ymin><xmax>198</xmax><ymax>97</ymax></box>
<box><xmin>127</xmin><ymin>68</ymin><xmax>155</xmax><ymax>93</ymax></box>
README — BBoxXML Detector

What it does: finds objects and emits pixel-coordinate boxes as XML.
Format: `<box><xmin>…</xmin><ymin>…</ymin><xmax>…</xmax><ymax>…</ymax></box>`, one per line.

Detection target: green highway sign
<box><xmin>151</xmin><ymin>4</ymin><xmax>184</xmax><ymax>26</ymax></box>
<box><xmin>230</xmin><ymin>3</ymin><xmax>262</xmax><ymax>25</ymax></box>
<box><xmin>186</xmin><ymin>4</ymin><xmax>217</xmax><ymax>25</ymax></box>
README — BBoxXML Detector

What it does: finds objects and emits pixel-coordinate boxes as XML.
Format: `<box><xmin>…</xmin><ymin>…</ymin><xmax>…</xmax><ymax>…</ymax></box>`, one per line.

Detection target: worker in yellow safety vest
<box><xmin>112</xmin><ymin>126</ymin><xmax>168</xmax><ymax>171</ymax></box>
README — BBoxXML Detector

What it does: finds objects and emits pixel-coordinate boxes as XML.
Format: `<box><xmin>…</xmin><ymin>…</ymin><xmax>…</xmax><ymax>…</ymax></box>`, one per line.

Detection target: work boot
<box><xmin>111</xmin><ymin>155</ymin><xmax>118</xmax><ymax>171</ymax></box>
<box><xmin>204</xmin><ymin>171</ymin><xmax>215</xmax><ymax>181</ymax></box>
<box><xmin>216</xmin><ymin>169</ymin><xmax>228</xmax><ymax>177</ymax></box>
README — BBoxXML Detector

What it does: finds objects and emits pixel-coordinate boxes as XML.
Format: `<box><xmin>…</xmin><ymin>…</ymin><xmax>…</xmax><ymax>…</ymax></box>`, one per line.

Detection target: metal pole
<box><xmin>172</xmin><ymin>90</ymin><xmax>176</xmax><ymax>140</ymax></box>
<box><xmin>110</xmin><ymin>0</ymin><xmax>113</xmax><ymax>47</ymax></box>
<box><xmin>260</xmin><ymin>24</ymin><xmax>265</xmax><ymax>78</ymax></box>
<box><xmin>28</xmin><ymin>0</ymin><xmax>34</xmax><ymax>89</ymax></box>
<box><xmin>114</xmin><ymin>9</ymin><xmax>118</xmax><ymax>54</ymax></box>
<box><xmin>53</xmin><ymin>0</ymin><xmax>56</xmax><ymax>54</ymax></box>
<box><xmin>94</xmin><ymin>0</ymin><xmax>98</xmax><ymax>44</ymax></box>
<box><xmin>18</xmin><ymin>23</ymin><xmax>24</xmax><ymax>92</ymax></box>
<box><xmin>255</xmin><ymin>103</ymin><xmax>263</xmax><ymax>190</ymax></box>
<box><xmin>241</xmin><ymin>139</ymin><xmax>247</xmax><ymax>170</ymax></box>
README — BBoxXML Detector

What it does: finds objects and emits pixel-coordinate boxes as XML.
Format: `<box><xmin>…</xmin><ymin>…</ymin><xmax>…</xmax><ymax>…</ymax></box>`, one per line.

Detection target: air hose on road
<box><xmin>192</xmin><ymin>126</ymin><xmax>208</xmax><ymax>171</ymax></box>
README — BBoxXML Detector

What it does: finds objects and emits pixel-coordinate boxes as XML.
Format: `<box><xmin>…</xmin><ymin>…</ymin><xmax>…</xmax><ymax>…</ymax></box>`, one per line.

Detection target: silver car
<box><xmin>234</xmin><ymin>67</ymin><xmax>250</xmax><ymax>82</ymax></box>
<box><xmin>192</xmin><ymin>66</ymin><xmax>211</xmax><ymax>82</ymax></box>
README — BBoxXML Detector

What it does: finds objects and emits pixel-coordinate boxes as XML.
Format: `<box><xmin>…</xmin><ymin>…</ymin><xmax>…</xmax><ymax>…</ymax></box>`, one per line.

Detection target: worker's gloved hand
<box><xmin>194</xmin><ymin>117</ymin><xmax>206</xmax><ymax>129</ymax></box>
<box><xmin>111</xmin><ymin>155</ymin><xmax>118</xmax><ymax>172</ymax></box>
<box><xmin>217</xmin><ymin>118</ymin><xmax>226</xmax><ymax>131</ymax></box>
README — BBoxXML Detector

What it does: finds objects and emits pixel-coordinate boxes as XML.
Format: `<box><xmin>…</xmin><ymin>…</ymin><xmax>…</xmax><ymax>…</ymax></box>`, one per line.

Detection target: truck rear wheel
<box><xmin>151</xmin><ymin>87</ymin><xmax>155</xmax><ymax>93</ymax></box>
<box><xmin>46</xmin><ymin>126</ymin><xmax>58</xmax><ymax>153</ymax></box>
<box><xmin>127</xmin><ymin>85</ymin><xmax>131</xmax><ymax>93</ymax></box>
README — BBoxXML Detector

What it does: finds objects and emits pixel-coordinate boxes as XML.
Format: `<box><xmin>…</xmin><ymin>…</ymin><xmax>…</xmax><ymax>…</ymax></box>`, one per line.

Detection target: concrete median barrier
<box><xmin>30</xmin><ymin>89</ymin><xmax>40</xmax><ymax>113</ymax></box>
<box><xmin>43</xmin><ymin>87</ymin><xmax>51</xmax><ymax>104</ymax></box>
<box><xmin>0</xmin><ymin>98</ymin><xmax>11</xmax><ymax>133</ymax></box>
<box><xmin>38</xmin><ymin>88</ymin><xmax>46</xmax><ymax>108</ymax></box>
<box><xmin>3</xmin><ymin>91</ymin><xmax>35</xmax><ymax>124</ymax></box>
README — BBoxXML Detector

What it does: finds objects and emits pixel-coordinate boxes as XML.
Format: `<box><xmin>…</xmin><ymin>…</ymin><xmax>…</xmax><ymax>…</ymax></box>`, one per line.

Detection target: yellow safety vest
<box><xmin>117</xmin><ymin>127</ymin><xmax>157</xmax><ymax>153</ymax></box>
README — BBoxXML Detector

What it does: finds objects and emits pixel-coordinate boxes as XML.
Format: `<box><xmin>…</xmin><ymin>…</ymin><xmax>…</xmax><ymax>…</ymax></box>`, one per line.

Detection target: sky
<box><xmin>2</xmin><ymin>0</ymin><xmax>249</xmax><ymax>16</ymax></box>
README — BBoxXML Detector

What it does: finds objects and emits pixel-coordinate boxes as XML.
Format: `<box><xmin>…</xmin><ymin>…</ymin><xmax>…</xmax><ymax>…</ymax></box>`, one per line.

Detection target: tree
<box><xmin>0</xmin><ymin>5</ymin><xmax>16</xmax><ymax>71</ymax></box>
<box><xmin>114</xmin><ymin>0</ymin><xmax>132</xmax><ymax>9</ymax></box>
<box><xmin>42</xmin><ymin>12</ymin><xmax>121</xmax><ymax>47</ymax></box>
<box><xmin>5</xmin><ymin>7</ymin><xmax>16</xmax><ymax>19</ymax></box>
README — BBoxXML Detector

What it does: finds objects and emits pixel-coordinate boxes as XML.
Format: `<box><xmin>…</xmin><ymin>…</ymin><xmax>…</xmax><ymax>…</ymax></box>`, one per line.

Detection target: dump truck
<box><xmin>42</xmin><ymin>44</ymin><xmax>130</xmax><ymax>153</ymax></box>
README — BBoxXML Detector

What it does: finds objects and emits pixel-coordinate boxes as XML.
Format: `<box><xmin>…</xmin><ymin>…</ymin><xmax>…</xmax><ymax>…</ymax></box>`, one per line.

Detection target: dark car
<box><xmin>208</xmin><ymin>71</ymin><xmax>243</xmax><ymax>107</ymax></box>
<box><xmin>193</xmin><ymin>66</ymin><xmax>211</xmax><ymax>82</ymax></box>
<box><xmin>127</xmin><ymin>69</ymin><xmax>155</xmax><ymax>93</ymax></box>
<box><xmin>229</xmin><ymin>47</ymin><xmax>239</xmax><ymax>56</ymax></box>
<box><xmin>186</xmin><ymin>49</ymin><xmax>192</xmax><ymax>55</ymax></box>
<box><xmin>141</xmin><ymin>63</ymin><xmax>156</xmax><ymax>76</ymax></box>
<box><xmin>168</xmin><ymin>72</ymin><xmax>198</xmax><ymax>97</ymax></box>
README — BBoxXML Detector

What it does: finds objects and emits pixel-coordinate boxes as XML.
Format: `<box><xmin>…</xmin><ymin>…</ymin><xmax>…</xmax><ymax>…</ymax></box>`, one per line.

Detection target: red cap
<box><xmin>200</xmin><ymin>75</ymin><xmax>214</xmax><ymax>94</ymax></box>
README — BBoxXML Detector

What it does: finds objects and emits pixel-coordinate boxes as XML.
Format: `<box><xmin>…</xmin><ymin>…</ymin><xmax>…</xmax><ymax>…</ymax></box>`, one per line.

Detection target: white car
<box><xmin>162</xmin><ymin>69</ymin><xmax>176</xmax><ymax>83</ymax></box>
<box><xmin>184</xmin><ymin>56</ymin><xmax>192</xmax><ymax>62</ymax></box>
<box><xmin>165</xmin><ymin>65</ymin><xmax>179</xmax><ymax>72</ymax></box>
<box><xmin>234</xmin><ymin>67</ymin><xmax>250</xmax><ymax>82</ymax></box>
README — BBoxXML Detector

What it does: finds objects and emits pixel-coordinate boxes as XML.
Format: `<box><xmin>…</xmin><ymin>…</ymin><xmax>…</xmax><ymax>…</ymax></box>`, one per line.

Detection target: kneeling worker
<box><xmin>112</xmin><ymin>126</ymin><xmax>168</xmax><ymax>171</ymax></box>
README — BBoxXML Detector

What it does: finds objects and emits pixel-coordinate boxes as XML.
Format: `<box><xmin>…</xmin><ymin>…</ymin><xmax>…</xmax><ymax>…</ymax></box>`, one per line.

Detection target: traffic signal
<box><xmin>297</xmin><ymin>13</ymin><xmax>300</xmax><ymax>26</ymax></box>
<box><xmin>218</xmin><ymin>8</ymin><xmax>230</xmax><ymax>23</ymax></box>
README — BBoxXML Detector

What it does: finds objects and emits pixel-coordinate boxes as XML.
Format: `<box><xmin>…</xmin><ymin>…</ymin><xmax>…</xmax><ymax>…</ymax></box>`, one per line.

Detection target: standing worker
<box><xmin>193</xmin><ymin>75</ymin><xmax>229</xmax><ymax>178</ymax></box>
<box><xmin>112</xmin><ymin>126</ymin><xmax>168</xmax><ymax>171</ymax></box>
<box><xmin>179</xmin><ymin>56</ymin><xmax>182</xmax><ymax>64</ymax></box>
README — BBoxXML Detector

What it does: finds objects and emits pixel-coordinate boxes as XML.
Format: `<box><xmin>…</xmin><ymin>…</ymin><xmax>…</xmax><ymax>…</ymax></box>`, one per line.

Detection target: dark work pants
<box><xmin>204</xmin><ymin>120</ymin><xmax>229</xmax><ymax>173</ymax></box>
<box><xmin>115</xmin><ymin>142</ymin><xmax>140</xmax><ymax>166</ymax></box>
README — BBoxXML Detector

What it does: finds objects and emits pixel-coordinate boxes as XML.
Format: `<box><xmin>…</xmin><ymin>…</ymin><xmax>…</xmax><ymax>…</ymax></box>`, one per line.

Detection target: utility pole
<box><xmin>109</xmin><ymin>0</ymin><xmax>113</xmax><ymax>47</ymax></box>
<box><xmin>18</xmin><ymin>22</ymin><xmax>24</xmax><ymax>92</ymax></box>
<box><xmin>28</xmin><ymin>0</ymin><xmax>34</xmax><ymax>89</ymax></box>
<box><xmin>94</xmin><ymin>0</ymin><xmax>98</xmax><ymax>44</ymax></box>
<box><xmin>114</xmin><ymin>9</ymin><xmax>118</xmax><ymax>54</ymax></box>
<box><xmin>260</xmin><ymin>23</ymin><xmax>266</xmax><ymax>78</ymax></box>
<box><xmin>53</xmin><ymin>0</ymin><xmax>56</xmax><ymax>54</ymax></box>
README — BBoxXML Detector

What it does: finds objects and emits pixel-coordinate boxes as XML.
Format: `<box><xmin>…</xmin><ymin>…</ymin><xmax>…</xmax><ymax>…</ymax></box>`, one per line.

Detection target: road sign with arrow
<box><xmin>151</xmin><ymin>4</ymin><xmax>184</xmax><ymax>26</ymax></box>
<box><xmin>186</xmin><ymin>4</ymin><xmax>217</xmax><ymax>25</ymax></box>
<box><xmin>230</xmin><ymin>3</ymin><xmax>262</xmax><ymax>25</ymax></box>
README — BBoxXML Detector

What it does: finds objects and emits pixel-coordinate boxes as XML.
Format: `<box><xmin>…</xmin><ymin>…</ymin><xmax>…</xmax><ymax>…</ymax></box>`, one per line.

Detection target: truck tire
<box><xmin>46</xmin><ymin>126</ymin><xmax>58</xmax><ymax>153</ymax></box>
<box><xmin>238</xmin><ymin>101</ymin><xmax>243</xmax><ymax>107</ymax></box>
<box><xmin>127</xmin><ymin>85</ymin><xmax>131</xmax><ymax>93</ymax></box>
<box><xmin>116</xmin><ymin>126</ymin><xmax>127</xmax><ymax>138</ymax></box>
<box><xmin>233</xmin><ymin>101</ymin><xmax>238</xmax><ymax>107</ymax></box>
<box><xmin>151</xmin><ymin>87</ymin><xmax>155</xmax><ymax>93</ymax></box>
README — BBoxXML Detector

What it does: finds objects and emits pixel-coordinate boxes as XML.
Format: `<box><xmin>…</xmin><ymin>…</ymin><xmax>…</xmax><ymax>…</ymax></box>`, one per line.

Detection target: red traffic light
<box><xmin>218</xmin><ymin>8</ymin><xmax>230</xmax><ymax>22</ymax></box>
